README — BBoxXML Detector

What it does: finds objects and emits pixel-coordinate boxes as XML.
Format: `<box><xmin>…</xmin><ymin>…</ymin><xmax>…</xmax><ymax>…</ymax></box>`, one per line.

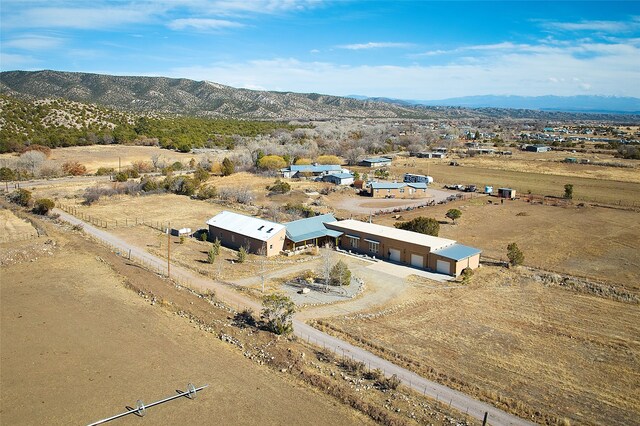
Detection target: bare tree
<box><xmin>318</xmin><ymin>242</ymin><xmax>334</xmax><ymax>292</ymax></box>
<box><xmin>18</xmin><ymin>151</ymin><xmax>46</xmax><ymax>176</ymax></box>
<box><xmin>344</xmin><ymin>147</ymin><xmax>365</xmax><ymax>166</ymax></box>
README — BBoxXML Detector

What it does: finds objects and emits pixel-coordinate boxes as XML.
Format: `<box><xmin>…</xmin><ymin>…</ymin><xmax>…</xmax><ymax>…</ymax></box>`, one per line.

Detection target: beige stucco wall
<box><xmin>208</xmin><ymin>225</ymin><xmax>285</xmax><ymax>256</ymax></box>
<box><xmin>370</xmin><ymin>186</ymin><xmax>429</xmax><ymax>199</ymax></box>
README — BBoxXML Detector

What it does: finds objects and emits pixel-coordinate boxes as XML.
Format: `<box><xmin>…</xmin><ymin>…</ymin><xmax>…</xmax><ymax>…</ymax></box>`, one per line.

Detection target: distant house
<box><xmin>525</xmin><ymin>144</ymin><xmax>551</xmax><ymax>153</ymax></box>
<box><xmin>280</xmin><ymin>164</ymin><xmax>343</xmax><ymax>179</ymax></box>
<box><xmin>322</xmin><ymin>173</ymin><xmax>354</xmax><ymax>186</ymax></box>
<box><xmin>206</xmin><ymin>211</ymin><xmax>286</xmax><ymax>256</ymax></box>
<box><xmin>413</xmin><ymin>151</ymin><xmax>446</xmax><ymax>159</ymax></box>
<box><xmin>283</xmin><ymin>214</ymin><xmax>342</xmax><ymax>251</ymax></box>
<box><xmin>369</xmin><ymin>181</ymin><xmax>428</xmax><ymax>198</ymax></box>
<box><xmin>359</xmin><ymin>157</ymin><xmax>392</xmax><ymax>168</ymax></box>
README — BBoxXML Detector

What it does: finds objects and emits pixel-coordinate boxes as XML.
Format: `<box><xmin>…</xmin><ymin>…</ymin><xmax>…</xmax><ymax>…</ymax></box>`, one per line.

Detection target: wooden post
<box><xmin>482</xmin><ymin>412</ymin><xmax>488</xmax><ymax>426</ymax></box>
<box><xmin>167</xmin><ymin>230</ymin><xmax>171</xmax><ymax>279</ymax></box>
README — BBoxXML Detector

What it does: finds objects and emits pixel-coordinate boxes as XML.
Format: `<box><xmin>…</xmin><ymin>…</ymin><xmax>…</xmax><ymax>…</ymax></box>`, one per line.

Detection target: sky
<box><xmin>1</xmin><ymin>1</ymin><xmax>640</xmax><ymax>99</ymax></box>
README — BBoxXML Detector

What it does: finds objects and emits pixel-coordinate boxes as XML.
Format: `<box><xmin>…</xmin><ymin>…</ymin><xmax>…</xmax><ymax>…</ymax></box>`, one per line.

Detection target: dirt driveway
<box><xmin>331</xmin><ymin>188</ymin><xmax>464</xmax><ymax>216</ymax></box>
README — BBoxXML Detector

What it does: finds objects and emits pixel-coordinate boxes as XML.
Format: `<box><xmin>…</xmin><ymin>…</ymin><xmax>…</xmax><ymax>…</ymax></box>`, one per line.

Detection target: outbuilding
<box><xmin>525</xmin><ymin>144</ymin><xmax>551</xmax><ymax>152</ymax></box>
<box><xmin>369</xmin><ymin>181</ymin><xmax>428</xmax><ymax>198</ymax></box>
<box><xmin>206</xmin><ymin>211</ymin><xmax>286</xmax><ymax>256</ymax></box>
<box><xmin>324</xmin><ymin>219</ymin><xmax>481</xmax><ymax>277</ymax></box>
<box><xmin>322</xmin><ymin>173</ymin><xmax>354</xmax><ymax>186</ymax></box>
<box><xmin>360</xmin><ymin>157</ymin><xmax>392</xmax><ymax>168</ymax></box>
<box><xmin>497</xmin><ymin>188</ymin><xmax>516</xmax><ymax>199</ymax></box>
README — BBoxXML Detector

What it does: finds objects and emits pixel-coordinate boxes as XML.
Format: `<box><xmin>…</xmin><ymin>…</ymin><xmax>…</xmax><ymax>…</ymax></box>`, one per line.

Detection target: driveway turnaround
<box><xmin>54</xmin><ymin>208</ymin><xmax>535</xmax><ymax>426</ymax></box>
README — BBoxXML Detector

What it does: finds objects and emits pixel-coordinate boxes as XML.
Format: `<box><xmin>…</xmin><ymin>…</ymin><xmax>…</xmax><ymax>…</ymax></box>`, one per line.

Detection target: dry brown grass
<box><xmin>0</xmin><ymin>228</ymin><xmax>374</xmax><ymax>426</ymax></box>
<box><xmin>319</xmin><ymin>266</ymin><xmax>640</xmax><ymax>426</ymax></box>
<box><xmin>380</xmin><ymin>154</ymin><xmax>640</xmax><ymax>206</ymax></box>
<box><xmin>0</xmin><ymin>208</ymin><xmax>38</xmax><ymax>241</ymax></box>
<box><xmin>374</xmin><ymin>197</ymin><xmax>640</xmax><ymax>289</ymax></box>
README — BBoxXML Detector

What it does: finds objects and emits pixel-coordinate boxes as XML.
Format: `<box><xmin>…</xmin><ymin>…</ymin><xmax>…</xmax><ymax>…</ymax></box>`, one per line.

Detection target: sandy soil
<box><xmin>0</xmin><ymin>234</ymin><xmax>372</xmax><ymax>426</ymax></box>
<box><xmin>0</xmin><ymin>208</ymin><xmax>38</xmax><ymax>242</ymax></box>
<box><xmin>319</xmin><ymin>266</ymin><xmax>640</xmax><ymax>426</ymax></box>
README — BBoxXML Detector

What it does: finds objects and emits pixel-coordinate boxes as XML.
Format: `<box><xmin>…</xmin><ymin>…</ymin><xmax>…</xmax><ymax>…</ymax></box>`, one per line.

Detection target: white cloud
<box><xmin>544</xmin><ymin>19</ymin><xmax>640</xmax><ymax>33</ymax></box>
<box><xmin>164</xmin><ymin>39</ymin><xmax>640</xmax><ymax>99</ymax></box>
<box><xmin>3</xmin><ymin>35</ymin><xmax>64</xmax><ymax>50</ymax></box>
<box><xmin>337</xmin><ymin>42</ymin><xmax>413</xmax><ymax>50</ymax></box>
<box><xmin>0</xmin><ymin>52</ymin><xmax>39</xmax><ymax>69</ymax></box>
<box><xmin>4</xmin><ymin>6</ymin><xmax>157</xmax><ymax>29</ymax></box>
<box><xmin>168</xmin><ymin>18</ymin><xmax>244</xmax><ymax>30</ymax></box>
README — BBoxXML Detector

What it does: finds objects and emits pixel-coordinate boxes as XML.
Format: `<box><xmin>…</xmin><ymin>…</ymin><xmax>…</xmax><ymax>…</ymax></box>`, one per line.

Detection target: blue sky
<box><xmin>2</xmin><ymin>1</ymin><xmax>639</xmax><ymax>99</ymax></box>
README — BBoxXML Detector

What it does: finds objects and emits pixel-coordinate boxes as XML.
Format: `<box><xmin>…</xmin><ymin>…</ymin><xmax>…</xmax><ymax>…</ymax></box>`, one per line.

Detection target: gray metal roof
<box><xmin>370</xmin><ymin>182</ymin><xmax>406</xmax><ymax>189</ymax></box>
<box><xmin>289</xmin><ymin>164</ymin><xmax>342</xmax><ymax>173</ymax></box>
<box><xmin>284</xmin><ymin>214</ymin><xmax>340</xmax><ymax>243</ymax></box>
<box><xmin>206</xmin><ymin>211</ymin><xmax>285</xmax><ymax>242</ymax></box>
<box><xmin>362</xmin><ymin>157</ymin><xmax>392</xmax><ymax>163</ymax></box>
<box><xmin>325</xmin><ymin>173</ymin><xmax>353</xmax><ymax>179</ymax></box>
<box><xmin>432</xmin><ymin>243</ymin><xmax>482</xmax><ymax>261</ymax></box>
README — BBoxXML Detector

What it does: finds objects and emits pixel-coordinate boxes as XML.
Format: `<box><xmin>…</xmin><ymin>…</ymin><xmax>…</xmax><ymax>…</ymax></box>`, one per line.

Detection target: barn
<box><xmin>206</xmin><ymin>211</ymin><xmax>286</xmax><ymax>256</ymax></box>
<box><xmin>324</xmin><ymin>220</ymin><xmax>481</xmax><ymax>277</ymax></box>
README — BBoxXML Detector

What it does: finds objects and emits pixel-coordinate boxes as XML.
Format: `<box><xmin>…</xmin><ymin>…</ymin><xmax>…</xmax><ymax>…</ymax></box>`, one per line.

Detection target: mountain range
<box><xmin>2</xmin><ymin>70</ymin><xmax>639</xmax><ymax>121</ymax></box>
<box><xmin>350</xmin><ymin>94</ymin><xmax>640</xmax><ymax>115</ymax></box>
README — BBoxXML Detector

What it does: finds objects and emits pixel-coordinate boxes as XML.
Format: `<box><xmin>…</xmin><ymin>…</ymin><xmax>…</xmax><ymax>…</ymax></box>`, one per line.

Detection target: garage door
<box><xmin>410</xmin><ymin>254</ymin><xmax>424</xmax><ymax>268</ymax></box>
<box><xmin>436</xmin><ymin>259</ymin><xmax>451</xmax><ymax>275</ymax></box>
<box><xmin>389</xmin><ymin>248</ymin><xmax>401</xmax><ymax>262</ymax></box>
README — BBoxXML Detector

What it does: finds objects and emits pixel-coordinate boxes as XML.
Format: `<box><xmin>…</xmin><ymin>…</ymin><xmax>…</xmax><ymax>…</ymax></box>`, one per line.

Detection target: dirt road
<box><xmin>53</xmin><ymin>208</ymin><xmax>536</xmax><ymax>426</ymax></box>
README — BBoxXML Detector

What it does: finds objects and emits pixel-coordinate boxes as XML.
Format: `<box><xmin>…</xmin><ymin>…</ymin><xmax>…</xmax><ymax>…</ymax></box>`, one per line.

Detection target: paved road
<box><xmin>54</xmin><ymin>208</ymin><xmax>536</xmax><ymax>426</ymax></box>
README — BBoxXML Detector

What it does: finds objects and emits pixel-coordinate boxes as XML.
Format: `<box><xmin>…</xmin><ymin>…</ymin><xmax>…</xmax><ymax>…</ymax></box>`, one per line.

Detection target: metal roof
<box><xmin>284</xmin><ymin>214</ymin><xmax>340</xmax><ymax>243</ymax></box>
<box><xmin>432</xmin><ymin>243</ymin><xmax>482</xmax><ymax>261</ymax></box>
<box><xmin>407</xmin><ymin>182</ymin><xmax>427</xmax><ymax>189</ymax></box>
<box><xmin>326</xmin><ymin>220</ymin><xmax>455</xmax><ymax>251</ymax></box>
<box><xmin>325</xmin><ymin>173</ymin><xmax>353</xmax><ymax>179</ymax></box>
<box><xmin>206</xmin><ymin>211</ymin><xmax>285</xmax><ymax>242</ymax></box>
<box><xmin>370</xmin><ymin>182</ymin><xmax>406</xmax><ymax>189</ymax></box>
<box><xmin>362</xmin><ymin>157</ymin><xmax>392</xmax><ymax>163</ymax></box>
<box><xmin>289</xmin><ymin>164</ymin><xmax>342</xmax><ymax>173</ymax></box>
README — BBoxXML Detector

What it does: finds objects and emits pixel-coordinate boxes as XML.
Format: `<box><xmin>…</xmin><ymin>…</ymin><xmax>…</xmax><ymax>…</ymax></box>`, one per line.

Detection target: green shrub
<box><xmin>237</xmin><ymin>246</ymin><xmax>247</xmax><ymax>263</ymax></box>
<box><xmin>95</xmin><ymin>167</ymin><xmax>115</xmax><ymax>176</ymax></box>
<box><xmin>261</xmin><ymin>294</ymin><xmax>295</xmax><ymax>335</ymax></box>
<box><xmin>200</xmin><ymin>231</ymin><xmax>208</xmax><ymax>241</ymax></box>
<box><xmin>212</xmin><ymin>238</ymin><xmax>221</xmax><ymax>255</ymax></box>
<box><xmin>507</xmin><ymin>242</ymin><xmax>525</xmax><ymax>267</ymax></box>
<box><xmin>0</xmin><ymin>167</ymin><xmax>16</xmax><ymax>181</ymax></box>
<box><xmin>33</xmin><ymin>198</ymin><xmax>55</xmax><ymax>215</ymax></box>
<box><xmin>8</xmin><ymin>188</ymin><xmax>32</xmax><ymax>206</ymax></box>
<box><xmin>330</xmin><ymin>260</ymin><xmax>351</xmax><ymax>286</ymax></box>
<box><xmin>196</xmin><ymin>185</ymin><xmax>217</xmax><ymax>200</ymax></box>
<box><xmin>395</xmin><ymin>216</ymin><xmax>439</xmax><ymax>236</ymax></box>
<box><xmin>114</xmin><ymin>172</ymin><xmax>128</xmax><ymax>182</ymax></box>
<box><xmin>207</xmin><ymin>246</ymin><xmax>216</xmax><ymax>264</ymax></box>
<box><xmin>268</xmin><ymin>179</ymin><xmax>291</xmax><ymax>194</ymax></box>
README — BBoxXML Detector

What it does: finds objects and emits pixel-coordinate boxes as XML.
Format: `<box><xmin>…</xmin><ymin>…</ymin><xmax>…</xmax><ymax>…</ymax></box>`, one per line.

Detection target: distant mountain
<box><xmin>2</xmin><ymin>70</ymin><xmax>638</xmax><ymax>122</ymax></box>
<box><xmin>0</xmin><ymin>70</ymin><xmax>434</xmax><ymax>120</ymax></box>
<box><xmin>354</xmin><ymin>94</ymin><xmax>640</xmax><ymax>115</ymax></box>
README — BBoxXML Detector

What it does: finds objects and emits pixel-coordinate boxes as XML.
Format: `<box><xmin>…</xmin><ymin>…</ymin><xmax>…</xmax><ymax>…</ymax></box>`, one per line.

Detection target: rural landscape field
<box><xmin>2</xmin><ymin>1</ymin><xmax>640</xmax><ymax>425</ymax></box>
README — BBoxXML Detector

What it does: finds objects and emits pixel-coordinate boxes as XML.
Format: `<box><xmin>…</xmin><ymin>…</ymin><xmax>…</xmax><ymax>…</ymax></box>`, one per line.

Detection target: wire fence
<box><xmin>57</xmin><ymin>204</ymin><xmax>173</xmax><ymax>232</ymax></box>
<box><xmin>0</xmin><ymin>232</ymin><xmax>40</xmax><ymax>243</ymax></box>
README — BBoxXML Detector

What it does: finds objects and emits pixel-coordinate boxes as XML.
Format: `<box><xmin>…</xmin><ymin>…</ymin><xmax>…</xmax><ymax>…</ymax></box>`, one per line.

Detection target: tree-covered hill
<box><xmin>0</xmin><ymin>95</ymin><xmax>300</xmax><ymax>153</ymax></box>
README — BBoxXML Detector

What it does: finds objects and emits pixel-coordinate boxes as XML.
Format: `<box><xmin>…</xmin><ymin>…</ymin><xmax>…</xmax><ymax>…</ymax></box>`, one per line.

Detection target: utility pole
<box><xmin>167</xmin><ymin>230</ymin><xmax>171</xmax><ymax>279</ymax></box>
<box><xmin>118</xmin><ymin>157</ymin><xmax>121</xmax><ymax>173</ymax></box>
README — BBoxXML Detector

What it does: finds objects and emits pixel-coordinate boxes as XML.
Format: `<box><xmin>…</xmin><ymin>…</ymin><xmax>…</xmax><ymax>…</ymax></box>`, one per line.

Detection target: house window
<box><xmin>348</xmin><ymin>236</ymin><xmax>359</xmax><ymax>248</ymax></box>
<box><xmin>399</xmin><ymin>188</ymin><xmax>404</xmax><ymax>193</ymax></box>
<box><xmin>270</xmin><ymin>244</ymin><xmax>273</xmax><ymax>249</ymax></box>
<box><xmin>387</xmin><ymin>189</ymin><xmax>391</xmax><ymax>193</ymax></box>
<box><xmin>231</xmin><ymin>234</ymin><xmax>235</xmax><ymax>242</ymax></box>
<box><xmin>368</xmin><ymin>241</ymin><xmax>379</xmax><ymax>254</ymax></box>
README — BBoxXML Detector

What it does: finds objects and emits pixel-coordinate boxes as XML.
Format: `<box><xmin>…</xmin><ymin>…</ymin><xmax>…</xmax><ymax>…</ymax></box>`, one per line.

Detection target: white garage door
<box><xmin>436</xmin><ymin>259</ymin><xmax>451</xmax><ymax>275</ymax></box>
<box><xmin>410</xmin><ymin>254</ymin><xmax>424</xmax><ymax>268</ymax></box>
<box><xmin>389</xmin><ymin>248</ymin><xmax>401</xmax><ymax>262</ymax></box>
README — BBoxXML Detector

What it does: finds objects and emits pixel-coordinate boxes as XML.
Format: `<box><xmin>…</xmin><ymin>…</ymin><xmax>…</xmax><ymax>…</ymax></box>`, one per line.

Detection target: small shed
<box><xmin>498</xmin><ymin>188</ymin><xmax>516</xmax><ymax>199</ymax></box>
<box><xmin>322</xmin><ymin>173</ymin><xmax>354</xmax><ymax>186</ymax></box>
<box><xmin>360</xmin><ymin>157</ymin><xmax>392</xmax><ymax>168</ymax></box>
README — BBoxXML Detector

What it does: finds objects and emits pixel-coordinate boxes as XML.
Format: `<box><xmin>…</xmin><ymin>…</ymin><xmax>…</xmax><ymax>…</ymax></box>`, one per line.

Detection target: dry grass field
<box><xmin>0</xmin><ymin>208</ymin><xmax>38</xmax><ymax>242</ymax></box>
<box><xmin>373</xmin><ymin>197</ymin><xmax>640</xmax><ymax>289</ymax></box>
<box><xmin>0</xmin><ymin>231</ymin><xmax>374</xmax><ymax>426</ymax></box>
<box><xmin>317</xmin><ymin>266</ymin><xmax>640</xmax><ymax>426</ymax></box>
<box><xmin>373</xmin><ymin>152</ymin><xmax>640</xmax><ymax>206</ymax></box>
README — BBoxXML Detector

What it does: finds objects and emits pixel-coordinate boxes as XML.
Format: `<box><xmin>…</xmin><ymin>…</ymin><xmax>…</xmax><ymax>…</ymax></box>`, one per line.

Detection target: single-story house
<box><xmin>525</xmin><ymin>144</ymin><xmax>551</xmax><ymax>152</ymax></box>
<box><xmin>322</xmin><ymin>173</ymin><xmax>354</xmax><ymax>186</ymax></box>
<box><xmin>412</xmin><ymin>151</ymin><xmax>446</xmax><ymax>159</ymax></box>
<box><xmin>369</xmin><ymin>181</ymin><xmax>428</xmax><ymax>198</ymax></box>
<box><xmin>324</xmin><ymin>219</ymin><xmax>481</xmax><ymax>277</ymax></box>
<box><xmin>280</xmin><ymin>164</ymin><xmax>343</xmax><ymax>179</ymax></box>
<box><xmin>359</xmin><ymin>157</ymin><xmax>392</xmax><ymax>168</ymax></box>
<box><xmin>206</xmin><ymin>211</ymin><xmax>286</xmax><ymax>256</ymax></box>
<box><xmin>283</xmin><ymin>214</ymin><xmax>343</xmax><ymax>251</ymax></box>
<box><xmin>497</xmin><ymin>188</ymin><xmax>516</xmax><ymax>199</ymax></box>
